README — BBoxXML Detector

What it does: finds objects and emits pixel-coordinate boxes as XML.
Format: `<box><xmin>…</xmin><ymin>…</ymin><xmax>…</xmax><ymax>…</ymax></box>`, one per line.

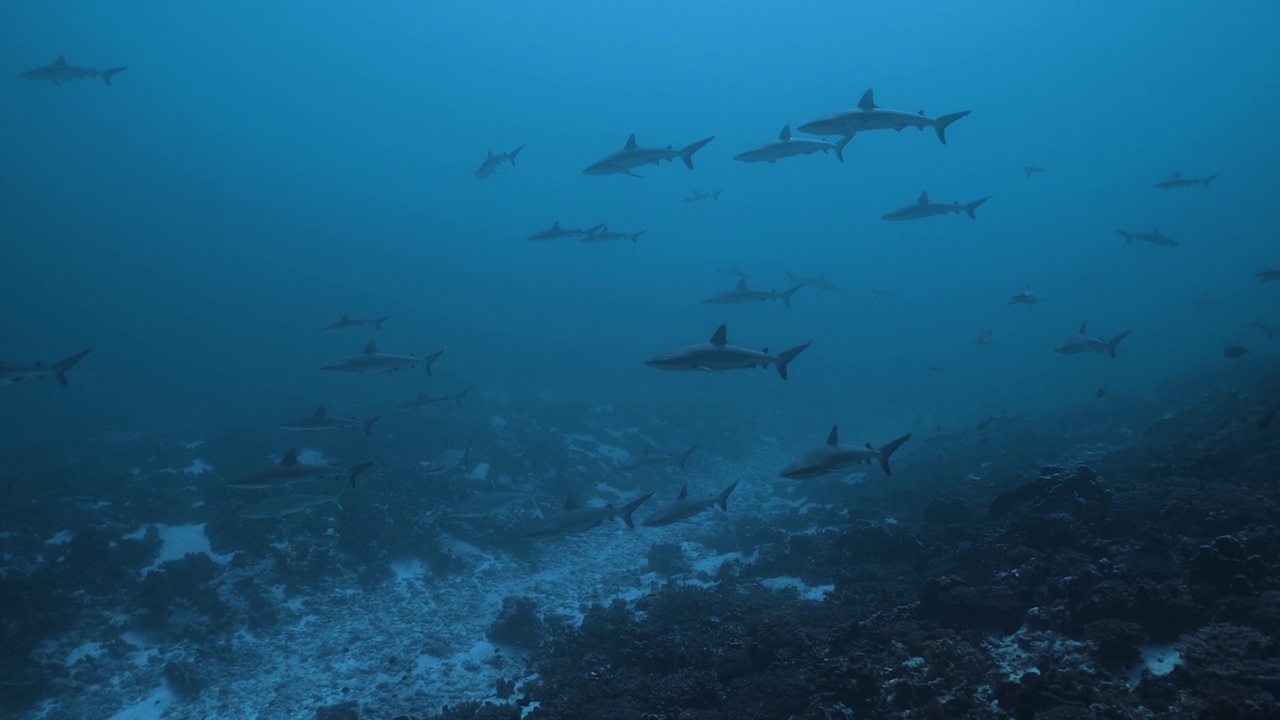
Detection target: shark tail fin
<box><xmin>965</xmin><ymin>196</ymin><xmax>991</xmax><ymax>220</ymax></box>
<box><xmin>775</xmin><ymin>341</ymin><xmax>812</xmax><ymax>380</ymax></box>
<box><xmin>619</xmin><ymin>493</ymin><xmax>655</xmax><ymax>529</ymax></box>
<box><xmin>424</xmin><ymin>347</ymin><xmax>446</xmax><ymax>376</ymax></box>
<box><xmin>374</xmin><ymin>315</ymin><xmax>391</xmax><ymax>330</ymax></box>
<box><xmin>363</xmin><ymin>414</ymin><xmax>383</xmax><ymax>437</ymax></box>
<box><xmin>716</xmin><ymin>480</ymin><xmax>740</xmax><ymax>512</ymax></box>
<box><xmin>1106</xmin><ymin>330</ymin><xmax>1132</xmax><ymax>359</ymax></box>
<box><xmin>932</xmin><ymin>110</ymin><xmax>971</xmax><ymax>144</ymax></box>
<box><xmin>53</xmin><ymin>348</ymin><xmax>93</xmax><ymax>387</ymax></box>
<box><xmin>781</xmin><ymin>284</ymin><xmax>804</xmax><ymax>308</ymax></box>
<box><xmin>1203</xmin><ymin>174</ymin><xmax>1218</xmax><ymax>188</ymax></box>
<box><xmin>100</xmin><ymin>66</ymin><xmax>127</xmax><ymax>86</ymax></box>
<box><xmin>509</xmin><ymin>145</ymin><xmax>525</xmax><ymax>166</ymax></box>
<box><xmin>455</xmin><ymin>386</ymin><xmax>472</xmax><ymax>406</ymax></box>
<box><xmin>877</xmin><ymin>433</ymin><xmax>912</xmax><ymax>476</ymax></box>
<box><xmin>834</xmin><ymin>135</ymin><xmax>852</xmax><ymax>163</ymax></box>
<box><xmin>1116</xmin><ymin>230</ymin><xmax>1133</xmax><ymax>244</ymax></box>
<box><xmin>713</xmin><ymin>190</ymin><xmax>722</xmax><ymax>200</ymax></box>
<box><xmin>677</xmin><ymin>444</ymin><xmax>699</xmax><ymax>471</ymax></box>
<box><xmin>347</xmin><ymin>460</ymin><xmax>376</xmax><ymax>488</ymax></box>
<box><xmin>631</xmin><ymin>229</ymin><xmax>648</xmax><ymax>243</ymax></box>
<box><xmin>678</xmin><ymin>136</ymin><xmax>715</xmax><ymax>170</ymax></box>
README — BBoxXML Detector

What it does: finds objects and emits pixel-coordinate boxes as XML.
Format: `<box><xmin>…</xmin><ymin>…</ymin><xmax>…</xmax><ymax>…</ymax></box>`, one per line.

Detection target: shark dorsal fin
<box><xmin>624</xmin><ymin>134</ymin><xmax>638</xmax><ymax>151</ymax></box>
<box><xmin>735</xmin><ymin>278</ymin><xmax>747</xmax><ymax>291</ymax></box>
<box><xmin>917</xmin><ymin>191</ymin><xmax>930</xmax><ymax>204</ymax></box>
<box><xmin>778</xmin><ymin>125</ymin><xmax>792</xmax><ymax>141</ymax></box>
<box><xmin>362</xmin><ymin>340</ymin><xmax>377</xmax><ymax>355</ymax></box>
<box><xmin>487</xmin><ymin>148</ymin><xmax>493</xmax><ymax>157</ymax></box>
<box><xmin>1079</xmin><ymin>322</ymin><xmax>1088</xmax><ymax>334</ymax></box>
<box><xmin>563</xmin><ymin>495</ymin><xmax>578</xmax><ymax>511</ymax></box>
<box><xmin>281</xmin><ymin>449</ymin><xmax>299</xmax><ymax>466</ymax></box>
<box><xmin>314</xmin><ymin>405</ymin><xmax>327</xmax><ymax>416</ymax></box>
<box><xmin>1173</xmin><ymin>171</ymin><xmax>1182</xmax><ymax>179</ymax></box>
<box><xmin>678</xmin><ymin>484</ymin><xmax>688</xmax><ymax>499</ymax></box>
<box><xmin>827</xmin><ymin>425</ymin><xmax>839</xmax><ymax>446</ymax></box>
<box><xmin>551</xmin><ymin>221</ymin><xmax>561</xmax><ymax>230</ymax></box>
<box><xmin>709</xmin><ymin>324</ymin><xmax>728</xmax><ymax>346</ymax></box>
<box><xmin>54</xmin><ymin>55</ymin><xmax>67</xmax><ymax>66</ymax></box>
<box><xmin>341</xmin><ymin>312</ymin><xmax>350</xmax><ymax>320</ymax></box>
<box><xmin>857</xmin><ymin>88</ymin><xmax>877</xmax><ymax>110</ymax></box>
<box><xmin>1152</xmin><ymin>227</ymin><xmax>1159</xmax><ymax>235</ymax></box>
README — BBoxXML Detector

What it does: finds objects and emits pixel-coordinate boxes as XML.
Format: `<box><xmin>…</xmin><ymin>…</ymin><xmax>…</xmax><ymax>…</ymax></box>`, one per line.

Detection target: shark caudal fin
<box><xmin>631</xmin><ymin>229</ymin><xmax>648</xmax><ymax>243</ymax></box>
<box><xmin>374</xmin><ymin>315</ymin><xmax>391</xmax><ymax>330</ymax></box>
<box><xmin>677</xmin><ymin>444</ymin><xmax>699</xmax><ymax>471</ymax></box>
<box><xmin>423</xmin><ymin>348</ymin><xmax>446</xmax><ymax>376</ymax></box>
<box><xmin>877</xmin><ymin>433</ymin><xmax>912</xmax><ymax>476</ymax></box>
<box><xmin>363</xmin><ymin>414</ymin><xmax>383</xmax><ymax>437</ymax></box>
<box><xmin>100</xmin><ymin>66</ymin><xmax>127</xmax><ymax>86</ymax></box>
<box><xmin>455</xmin><ymin>386</ymin><xmax>472</xmax><ymax>406</ymax></box>
<box><xmin>1203</xmin><ymin>174</ymin><xmax>1219</xmax><ymax>188</ymax></box>
<box><xmin>1106</xmin><ymin>330</ymin><xmax>1132</xmax><ymax>359</ymax></box>
<box><xmin>347</xmin><ymin>460</ymin><xmax>376</xmax><ymax>488</ymax></box>
<box><xmin>965</xmin><ymin>196</ymin><xmax>991</xmax><ymax>219</ymax></box>
<box><xmin>775</xmin><ymin>341</ymin><xmax>812</xmax><ymax>380</ymax></box>
<box><xmin>53</xmin><ymin>348</ymin><xmax>93</xmax><ymax>387</ymax></box>
<box><xmin>834</xmin><ymin>135</ymin><xmax>852</xmax><ymax>163</ymax></box>
<box><xmin>1116</xmin><ymin>230</ymin><xmax>1135</xmax><ymax>244</ymax></box>
<box><xmin>712</xmin><ymin>190</ymin><xmax>722</xmax><ymax>200</ymax></box>
<box><xmin>932</xmin><ymin>110</ymin><xmax>971</xmax><ymax>144</ymax></box>
<box><xmin>508</xmin><ymin>145</ymin><xmax>525</xmax><ymax>166</ymax></box>
<box><xmin>679</xmin><ymin>136</ymin><xmax>715</xmax><ymax>170</ymax></box>
<box><xmin>716</xmin><ymin>480</ymin><xmax>740</xmax><ymax>511</ymax></box>
<box><xmin>618</xmin><ymin>492</ymin><xmax>655</xmax><ymax>529</ymax></box>
<box><xmin>780</xmin><ymin>284</ymin><xmax>804</xmax><ymax>308</ymax></box>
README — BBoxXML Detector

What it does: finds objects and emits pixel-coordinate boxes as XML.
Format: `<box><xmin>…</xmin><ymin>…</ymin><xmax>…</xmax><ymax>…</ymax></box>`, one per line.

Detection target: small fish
<box><xmin>1023</xmin><ymin>164</ymin><xmax>1044</xmax><ymax>178</ymax></box>
<box><xmin>976</xmin><ymin>326</ymin><xmax>993</xmax><ymax>345</ymax></box>
<box><xmin>1258</xmin><ymin>403</ymin><xmax>1279</xmax><ymax>431</ymax></box>
<box><xmin>870</xmin><ymin>287</ymin><xmax>897</xmax><ymax>299</ymax></box>
<box><xmin>1224</xmin><ymin>345</ymin><xmax>1250</xmax><ymax>359</ymax></box>
<box><xmin>685</xmin><ymin>190</ymin><xmax>723</xmax><ymax>203</ymax></box>
<box><xmin>1095</xmin><ymin>386</ymin><xmax>1107</xmax><ymax>399</ymax></box>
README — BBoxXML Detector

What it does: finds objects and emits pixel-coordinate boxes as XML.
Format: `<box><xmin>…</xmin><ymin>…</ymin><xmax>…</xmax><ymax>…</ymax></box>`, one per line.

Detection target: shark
<box><xmin>976</xmin><ymin>412</ymin><xmax>1025</xmax><ymax>432</ymax></box>
<box><xmin>977</xmin><ymin>326</ymin><xmax>994</xmax><ymax>345</ymax></box>
<box><xmin>785</xmin><ymin>272</ymin><xmax>840</xmax><ymax>292</ymax></box>
<box><xmin>475</xmin><ymin>145</ymin><xmax>524</xmax><ymax>180</ymax></box>
<box><xmin>277</xmin><ymin>406</ymin><xmax>382</xmax><ymax>435</ymax></box>
<box><xmin>19</xmin><ymin>55</ymin><xmax>127</xmax><ymax>86</ymax></box>
<box><xmin>684</xmin><ymin>190</ymin><xmax>722</xmax><ymax>202</ymax></box>
<box><xmin>797</xmin><ymin>89</ymin><xmax>971</xmax><ymax>144</ymax></box>
<box><xmin>1023</xmin><ymin>164</ymin><xmax>1045</xmax><ymax>178</ymax></box>
<box><xmin>779</xmin><ymin>425</ymin><xmax>912</xmax><ymax>478</ymax></box>
<box><xmin>323</xmin><ymin>313</ymin><xmax>391</xmax><ymax>331</ymax></box>
<box><xmin>421</xmin><ymin>435</ymin><xmax>475</xmax><ymax>476</ymax></box>
<box><xmin>396</xmin><ymin>386</ymin><xmax>471</xmax><ymax>411</ymax></box>
<box><xmin>1053</xmin><ymin>322</ymin><xmax>1132</xmax><ymax>358</ymax></box>
<box><xmin>1116</xmin><ymin>228</ymin><xmax>1177</xmax><ymax>247</ymax></box>
<box><xmin>882</xmin><ymin>191</ymin><xmax>991</xmax><ymax>221</ymax></box>
<box><xmin>0</xmin><ymin>348</ymin><xmax>92</xmax><ymax>387</ymax></box>
<box><xmin>702</xmin><ymin>279</ymin><xmax>804</xmax><ymax>307</ymax></box>
<box><xmin>870</xmin><ymin>287</ymin><xmax>897</xmax><ymax>299</ymax></box>
<box><xmin>718</xmin><ymin>266</ymin><xmax>749</xmax><ymax>279</ymax></box>
<box><xmin>319</xmin><ymin>340</ymin><xmax>445</xmax><ymax>376</ymax></box>
<box><xmin>583</xmin><ymin>133</ymin><xmax>715</xmax><ymax>177</ymax></box>
<box><xmin>523</xmin><ymin>493</ymin><xmax>654</xmax><ymax>538</ymax></box>
<box><xmin>583</xmin><ymin>225</ymin><xmax>648</xmax><ymax>243</ymax></box>
<box><xmin>1155</xmin><ymin>171</ymin><xmax>1217</xmax><ymax>190</ymax></box>
<box><xmin>240</xmin><ymin>479</ymin><xmax>347</xmax><ymax>519</ymax></box>
<box><xmin>227</xmin><ymin>450</ymin><xmax>375</xmax><ymax>490</ymax></box>
<box><xmin>526</xmin><ymin>221</ymin><xmax>605</xmax><ymax>242</ymax></box>
<box><xmin>645</xmin><ymin>324</ymin><xmax>811</xmax><ymax>380</ymax></box>
<box><xmin>1255</xmin><ymin>266</ymin><xmax>1280</xmax><ymax>282</ymax></box>
<box><xmin>445</xmin><ymin>484</ymin><xmax>538</xmax><ymax>519</ymax></box>
<box><xmin>1008</xmin><ymin>287</ymin><xmax>1039</xmax><ymax>305</ymax></box>
<box><xmin>733</xmin><ymin>125</ymin><xmax>851</xmax><ymax>164</ymax></box>
<box><xmin>614</xmin><ymin>444</ymin><xmax>699</xmax><ymax>472</ymax></box>
<box><xmin>640</xmin><ymin>481</ymin><xmax>738</xmax><ymax>528</ymax></box>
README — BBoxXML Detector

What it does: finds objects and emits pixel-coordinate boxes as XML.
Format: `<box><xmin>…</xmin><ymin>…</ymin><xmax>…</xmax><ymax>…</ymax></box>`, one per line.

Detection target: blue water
<box><xmin>2</xmin><ymin>2</ymin><xmax>1279</xmax><ymax>715</ymax></box>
